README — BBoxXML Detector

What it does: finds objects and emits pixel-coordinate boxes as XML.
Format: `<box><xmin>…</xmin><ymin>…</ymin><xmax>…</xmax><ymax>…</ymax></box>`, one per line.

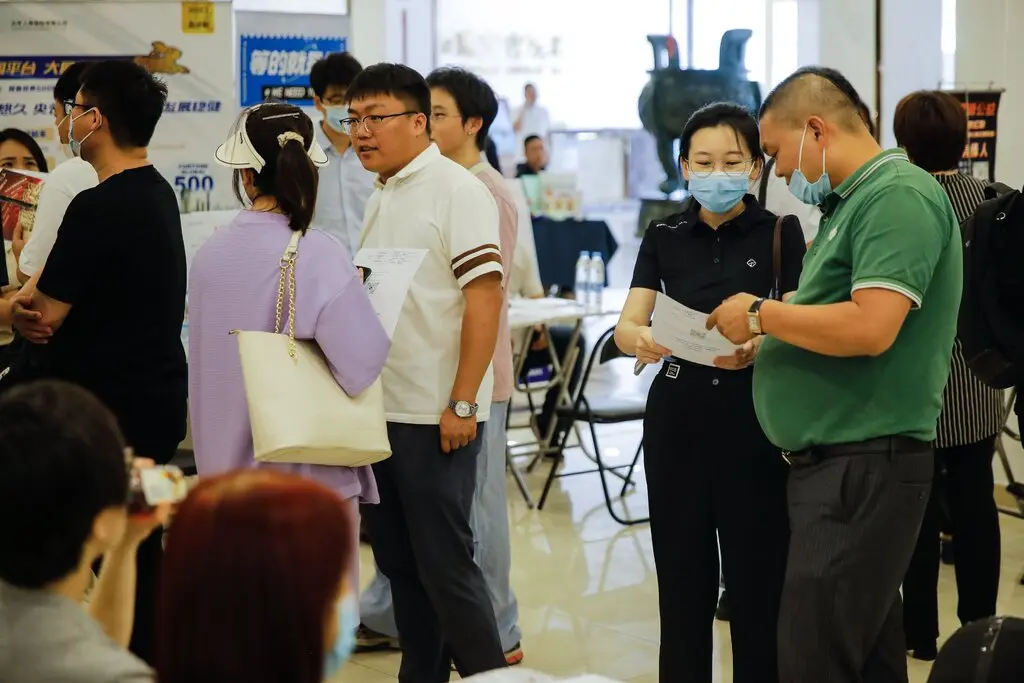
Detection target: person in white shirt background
<box><xmin>16</xmin><ymin>62</ymin><xmax>100</xmax><ymax>285</ymax></box>
<box><xmin>309</xmin><ymin>52</ymin><xmax>377</xmax><ymax>257</ymax></box>
<box><xmin>512</xmin><ymin>83</ymin><xmax>551</xmax><ymax>162</ymax></box>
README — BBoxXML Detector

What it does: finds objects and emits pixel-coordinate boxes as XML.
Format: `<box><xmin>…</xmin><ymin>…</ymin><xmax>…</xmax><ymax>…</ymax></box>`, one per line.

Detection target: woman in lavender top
<box><xmin>189</xmin><ymin>102</ymin><xmax>389</xmax><ymax>506</ymax></box>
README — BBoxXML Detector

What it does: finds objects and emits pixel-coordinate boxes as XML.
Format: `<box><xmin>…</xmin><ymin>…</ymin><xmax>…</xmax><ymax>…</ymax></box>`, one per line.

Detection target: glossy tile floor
<box><xmin>338</xmin><ymin>331</ymin><xmax>1024</xmax><ymax>683</ymax></box>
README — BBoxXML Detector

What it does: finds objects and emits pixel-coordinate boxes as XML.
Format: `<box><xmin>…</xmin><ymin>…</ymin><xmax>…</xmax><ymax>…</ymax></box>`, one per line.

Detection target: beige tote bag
<box><xmin>233</xmin><ymin>231</ymin><xmax>391</xmax><ymax>467</ymax></box>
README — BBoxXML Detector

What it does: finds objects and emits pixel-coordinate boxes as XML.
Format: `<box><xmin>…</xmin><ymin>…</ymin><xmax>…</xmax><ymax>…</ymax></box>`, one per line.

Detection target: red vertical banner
<box><xmin>945</xmin><ymin>89</ymin><xmax>1003</xmax><ymax>183</ymax></box>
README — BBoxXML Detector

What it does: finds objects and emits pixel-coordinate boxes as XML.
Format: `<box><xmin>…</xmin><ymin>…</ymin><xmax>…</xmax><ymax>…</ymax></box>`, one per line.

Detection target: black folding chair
<box><xmin>537</xmin><ymin>326</ymin><xmax>649</xmax><ymax>526</ymax></box>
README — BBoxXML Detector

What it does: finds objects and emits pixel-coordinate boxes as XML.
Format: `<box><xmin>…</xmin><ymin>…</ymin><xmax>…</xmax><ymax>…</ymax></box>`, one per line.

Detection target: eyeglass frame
<box><xmin>682</xmin><ymin>157</ymin><xmax>757</xmax><ymax>179</ymax></box>
<box><xmin>340</xmin><ymin>111</ymin><xmax>420</xmax><ymax>136</ymax></box>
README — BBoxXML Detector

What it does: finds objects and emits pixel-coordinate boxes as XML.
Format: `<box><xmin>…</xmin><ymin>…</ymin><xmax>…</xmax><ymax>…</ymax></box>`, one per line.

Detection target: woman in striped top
<box><xmin>894</xmin><ymin>90</ymin><xmax>1004</xmax><ymax>661</ymax></box>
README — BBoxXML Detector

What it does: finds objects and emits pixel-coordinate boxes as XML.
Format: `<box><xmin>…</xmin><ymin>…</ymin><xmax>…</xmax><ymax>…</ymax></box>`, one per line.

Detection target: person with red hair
<box><xmin>156</xmin><ymin>470</ymin><xmax>358</xmax><ymax>683</ymax></box>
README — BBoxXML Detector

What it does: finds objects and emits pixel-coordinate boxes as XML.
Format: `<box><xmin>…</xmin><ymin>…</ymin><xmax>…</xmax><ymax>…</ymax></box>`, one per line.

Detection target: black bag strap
<box><xmin>759</xmin><ymin>158</ymin><xmax>775</xmax><ymax>207</ymax></box>
<box><xmin>771</xmin><ymin>215</ymin><xmax>786</xmax><ymax>300</ymax></box>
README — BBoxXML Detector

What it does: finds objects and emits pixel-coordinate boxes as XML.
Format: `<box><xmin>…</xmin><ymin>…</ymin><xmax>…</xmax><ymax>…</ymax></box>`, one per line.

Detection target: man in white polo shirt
<box><xmin>344</xmin><ymin>63</ymin><xmax>508</xmax><ymax>682</ymax></box>
<box><xmin>16</xmin><ymin>62</ymin><xmax>99</xmax><ymax>283</ymax></box>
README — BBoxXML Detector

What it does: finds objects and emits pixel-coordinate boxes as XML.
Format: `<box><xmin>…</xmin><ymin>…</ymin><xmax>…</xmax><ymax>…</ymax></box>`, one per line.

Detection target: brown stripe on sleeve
<box><xmin>451</xmin><ymin>244</ymin><xmax>500</xmax><ymax>266</ymax></box>
<box><xmin>453</xmin><ymin>252</ymin><xmax>503</xmax><ymax>280</ymax></box>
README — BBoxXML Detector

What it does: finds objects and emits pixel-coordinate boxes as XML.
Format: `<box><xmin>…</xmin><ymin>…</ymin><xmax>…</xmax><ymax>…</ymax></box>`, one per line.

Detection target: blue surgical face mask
<box><xmin>787</xmin><ymin>123</ymin><xmax>832</xmax><ymax>206</ymax></box>
<box><xmin>686</xmin><ymin>171</ymin><xmax>750</xmax><ymax>214</ymax></box>
<box><xmin>323</xmin><ymin>593</ymin><xmax>358</xmax><ymax>680</ymax></box>
<box><xmin>69</xmin><ymin>108</ymin><xmax>98</xmax><ymax>158</ymax></box>
<box><xmin>324</xmin><ymin>105</ymin><xmax>347</xmax><ymax>134</ymax></box>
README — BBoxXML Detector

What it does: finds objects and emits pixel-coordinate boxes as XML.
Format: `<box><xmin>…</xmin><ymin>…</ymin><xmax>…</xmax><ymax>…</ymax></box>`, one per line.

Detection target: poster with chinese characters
<box><xmin>0</xmin><ymin>1</ymin><xmax>236</xmax><ymax>213</ymax></box>
<box><xmin>946</xmin><ymin>89</ymin><xmax>1003</xmax><ymax>184</ymax></box>
<box><xmin>239</xmin><ymin>35</ymin><xmax>347</xmax><ymax>108</ymax></box>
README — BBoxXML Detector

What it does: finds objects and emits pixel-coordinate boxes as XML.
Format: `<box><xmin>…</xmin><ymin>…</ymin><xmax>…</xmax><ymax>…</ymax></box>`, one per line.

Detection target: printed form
<box><xmin>651</xmin><ymin>292</ymin><xmax>739</xmax><ymax>367</ymax></box>
<box><xmin>354</xmin><ymin>248</ymin><xmax>428</xmax><ymax>338</ymax></box>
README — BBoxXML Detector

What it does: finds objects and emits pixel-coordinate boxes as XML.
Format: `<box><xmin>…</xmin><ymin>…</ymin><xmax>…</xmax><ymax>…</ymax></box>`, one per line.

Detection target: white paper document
<box><xmin>650</xmin><ymin>292</ymin><xmax>740</xmax><ymax>367</ymax></box>
<box><xmin>354</xmin><ymin>248</ymin><xmax>429</xmax><ymax>338</ymax></box>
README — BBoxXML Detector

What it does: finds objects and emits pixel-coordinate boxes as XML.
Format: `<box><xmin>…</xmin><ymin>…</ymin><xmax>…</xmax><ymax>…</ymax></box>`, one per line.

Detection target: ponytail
<box><xmin>273</xmin><ymin>136</ymin><xmax>318</xmax><ymax>233</ymax></box>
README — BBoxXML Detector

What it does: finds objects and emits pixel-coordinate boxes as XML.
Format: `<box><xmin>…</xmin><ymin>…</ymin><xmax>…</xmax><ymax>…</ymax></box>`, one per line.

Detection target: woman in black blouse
<box><xmin>614</xmin><ymin>103</ymin><xmax>806</xmax><ymax>683</ymax></box>
<box><xmin>895</xmin><ymin>90</ymin><xmax>1004</xmax><ymax>662</ymax></box>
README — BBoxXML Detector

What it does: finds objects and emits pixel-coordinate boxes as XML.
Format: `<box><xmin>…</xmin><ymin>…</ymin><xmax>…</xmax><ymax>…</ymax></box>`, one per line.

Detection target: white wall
<box><xmin>880</xmin><ymin>0</ymin><xmax>942</xmax><ymax>148</ymax></box>
<box><xmin>956</xmin><ymin>0</ymin><xmax>1024</xmax><ymax>188</ymax></box>
<box><xmin>349</xmin><ymin>0</ymin><xmax>435</xmax><ymax>74</ymax></box>
<box><xmin>796</xmin><ymin>0</ymin><xmax>943</xmax><ymax>147</ymax></box>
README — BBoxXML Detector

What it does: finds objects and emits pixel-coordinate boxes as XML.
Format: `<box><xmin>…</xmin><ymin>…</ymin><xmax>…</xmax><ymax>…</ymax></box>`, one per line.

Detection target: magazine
<box><xmin>0</xmin><ymin>168</ymin><xmax>46</xmax><ymax>241</ymax></box>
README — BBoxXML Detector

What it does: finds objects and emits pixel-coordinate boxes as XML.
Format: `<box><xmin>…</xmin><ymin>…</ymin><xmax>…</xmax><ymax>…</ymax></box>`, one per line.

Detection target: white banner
<box><xmin>0</xmin><ymin>1</ymin><xmax>236</xmax><ymax>212</ymax></box>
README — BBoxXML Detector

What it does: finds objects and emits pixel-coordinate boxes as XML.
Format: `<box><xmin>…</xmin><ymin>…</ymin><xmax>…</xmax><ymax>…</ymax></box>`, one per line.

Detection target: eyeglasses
<box><xmin>684</xmin><ymin>158</ymin><xmax>755</xmax><ymax>179</ymax></box>
<box><xmin>61</xmin><ymin>99</ymin><xmax>76</xmax><ymax>116</ymax></box>
<box><xmin>340</xmin><ymin>111</ymin><xmax>418</xmax><ymax>136</ymax></box>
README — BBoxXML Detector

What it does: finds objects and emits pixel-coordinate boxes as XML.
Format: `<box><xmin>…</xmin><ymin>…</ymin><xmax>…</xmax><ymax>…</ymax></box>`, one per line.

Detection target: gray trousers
<box><xmin>364</xmin><ymin>421</ymin><xmax>506</xmax><ymax>683</ymax></box>
<box><xmin>779</xmin><ymin>442</ymin><xmax>933</xmax><ymax>683</ymax></box>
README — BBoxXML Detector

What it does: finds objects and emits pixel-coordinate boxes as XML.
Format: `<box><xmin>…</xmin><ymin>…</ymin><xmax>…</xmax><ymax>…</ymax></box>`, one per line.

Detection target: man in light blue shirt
<box><xmin>309</xmin><ymin>53</ymin><xmax>377</xmax><ymax>255</ymax></box>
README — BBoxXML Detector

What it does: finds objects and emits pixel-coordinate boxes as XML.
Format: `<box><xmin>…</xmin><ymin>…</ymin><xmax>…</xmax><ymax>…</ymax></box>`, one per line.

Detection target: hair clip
<box><xmin>263</xmin><ymin>112</ymin><xmax>301</xmax><ymax>120</ymax></box>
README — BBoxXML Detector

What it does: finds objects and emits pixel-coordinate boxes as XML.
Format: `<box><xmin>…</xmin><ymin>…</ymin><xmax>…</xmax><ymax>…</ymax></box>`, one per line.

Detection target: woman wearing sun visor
<box><xmin>187</xmin><ymin>103</ymin><xmax>389</xmax><ymax>586</ymax></box>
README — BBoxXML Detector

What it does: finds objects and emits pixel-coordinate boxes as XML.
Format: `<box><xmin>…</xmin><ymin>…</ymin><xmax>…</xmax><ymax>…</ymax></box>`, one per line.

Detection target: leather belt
<box><xmin>782</xmin><ymin>435</ymin><xmax>930</xmax><ymax>468</ymax></box>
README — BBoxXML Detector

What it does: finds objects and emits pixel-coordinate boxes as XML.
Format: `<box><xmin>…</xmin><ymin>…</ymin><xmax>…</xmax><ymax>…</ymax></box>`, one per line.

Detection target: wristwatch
<box><xmin>448</xmin><ymin>399</ymin><xmax>478</xmax><ymax>419</ymax></box>
<box><xmin>747</xmin><ymin>298</ymin><xmax>767</xmax><ymax>335</ymax></box>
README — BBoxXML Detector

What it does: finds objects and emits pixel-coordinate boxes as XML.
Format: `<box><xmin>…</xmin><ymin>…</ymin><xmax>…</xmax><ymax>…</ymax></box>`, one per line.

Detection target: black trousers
<box><xmin>364</xmin><ymin>421</ymin><xmax>506</xmax><ymax>683</ymax></box>
<box><xmin>780</xmin><ymin>441</ymin><xmax>933</xmax><ymax>683</ymax></box>
<box><xmin>642</xmin><ymin>366</ymin><xmax>789</xmax><ymax>683</ymax></box>
<box><xmin>902</xmin><ymin>436</ymin><xmax>1001</xmax><ymax>647</ymax></box>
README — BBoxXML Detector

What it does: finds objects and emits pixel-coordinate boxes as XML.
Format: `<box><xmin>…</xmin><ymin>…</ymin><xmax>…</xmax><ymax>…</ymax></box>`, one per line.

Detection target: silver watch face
<box><xmin>453</xmin><ymin>401</ymin><xmax>474</xmax><ymax>418</ymax></box>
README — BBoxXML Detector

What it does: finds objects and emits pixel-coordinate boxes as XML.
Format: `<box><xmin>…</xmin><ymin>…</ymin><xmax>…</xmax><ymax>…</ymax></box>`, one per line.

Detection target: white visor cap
<box><xmin>215</xmin><ymin>103</ymin><xmax>329</xmax><ymax>173</ymax></box>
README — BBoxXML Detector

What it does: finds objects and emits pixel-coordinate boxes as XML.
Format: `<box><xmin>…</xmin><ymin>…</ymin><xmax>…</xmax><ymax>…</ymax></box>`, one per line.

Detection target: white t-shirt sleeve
<box><xmin>20</xmin><ymin>159</ymin><xmax>98</xmax><ymax>276</ymax></box>
<box><xmin>444</xmin><ymin>181</ymin><xmax>503</xmax><ymax>288</ymax></box>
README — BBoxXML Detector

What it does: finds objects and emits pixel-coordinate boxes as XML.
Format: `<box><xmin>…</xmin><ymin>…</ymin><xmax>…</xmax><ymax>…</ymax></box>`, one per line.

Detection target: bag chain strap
<box><xmin>275</xmin><ymin>245</ymin><xmax>299</xmax><ymax>360</ymax></box>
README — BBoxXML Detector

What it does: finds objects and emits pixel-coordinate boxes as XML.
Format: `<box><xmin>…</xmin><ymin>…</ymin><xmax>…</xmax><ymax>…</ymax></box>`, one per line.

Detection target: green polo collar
<box><xmin>820</xmin><ymin>148</ymin><xmax>909</xmax><ymax>215</ymax></box>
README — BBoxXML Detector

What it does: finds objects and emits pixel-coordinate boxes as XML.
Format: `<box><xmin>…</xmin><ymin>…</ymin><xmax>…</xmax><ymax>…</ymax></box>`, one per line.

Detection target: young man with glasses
<box><xmin>11</xmin><ymin>60</ymin><xmax>187</xmax><ymax>666</ymax></box>
<box><xmin>309</xmin><ymin>52</ymin><xmax>376</xmax><ymax>257</ymax></box>
<box><xmin>15</xmin><ymin>62</ymin><xmax>98</xmax><ymax>284</ymax></box>
<box><xmin>355</xmin><ymin>66</ymin><xmax>526</xmax><ymax>667</ymax></box>
<box><xmin>345</xmin><ymin>63</ymin><xmax>507</xmax><ymax>682</ymax></box>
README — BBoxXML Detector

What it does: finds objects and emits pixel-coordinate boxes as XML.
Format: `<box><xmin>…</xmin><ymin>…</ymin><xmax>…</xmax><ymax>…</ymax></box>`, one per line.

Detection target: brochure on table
<box><xmin>0</xmin><ymin>0</ymin><xmax>237</xmax><ymax>213</ymax></box>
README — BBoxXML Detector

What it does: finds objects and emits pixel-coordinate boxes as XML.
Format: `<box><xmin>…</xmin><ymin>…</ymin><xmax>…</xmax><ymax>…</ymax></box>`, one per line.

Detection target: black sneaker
<box><xmin>715</xmin><ymin>590</ymin><xmax>731</xmax><ymax>622</ymax></box>
<box><xmin>355</xmin><ymin>624</ymin><xmax>400</xmax><ymax>653</ymax></box>
<box><xmin>907</xmin><ymin>641</ymin><xmax>938</xmax><ymax>662</ymax></box>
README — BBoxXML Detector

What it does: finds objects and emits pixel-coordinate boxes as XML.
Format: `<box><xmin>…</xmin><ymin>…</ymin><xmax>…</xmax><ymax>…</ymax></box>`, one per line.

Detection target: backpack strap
<box><xmin>759</xmin><ymin>158</ymin><xmax>775</xmax><ymax>207</ymax></box>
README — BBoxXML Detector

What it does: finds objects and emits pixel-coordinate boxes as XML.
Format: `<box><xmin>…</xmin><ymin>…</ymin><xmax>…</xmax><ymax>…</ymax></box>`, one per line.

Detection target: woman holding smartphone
<box><xmin>614</xmin><ymin>102</ymin><xmax>805</xmax><ymax>683</ymax></box>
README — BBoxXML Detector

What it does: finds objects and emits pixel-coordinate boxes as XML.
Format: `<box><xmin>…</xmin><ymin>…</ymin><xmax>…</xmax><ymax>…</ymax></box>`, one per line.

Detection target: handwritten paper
<box><xmin>354</xmin><ymin>247</ymin><xmax>429</xmax><ymax>338</ymax></box>
<box><xmin>650</xmin><ymin>292</ymin><xmax>739</xmax><ymax>367</ymax></box>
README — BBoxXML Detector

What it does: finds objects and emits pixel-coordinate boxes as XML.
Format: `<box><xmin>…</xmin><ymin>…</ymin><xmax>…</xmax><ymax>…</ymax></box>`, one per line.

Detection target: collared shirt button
<box><xmin>713</xmin><ymin>257</ymin><xmax>720</xmax><ymax>263</ymax></box>
<box><xmin>712</xmin><ymin>378</ymin><xmax>720</xmax><ymax>386</ymax></box>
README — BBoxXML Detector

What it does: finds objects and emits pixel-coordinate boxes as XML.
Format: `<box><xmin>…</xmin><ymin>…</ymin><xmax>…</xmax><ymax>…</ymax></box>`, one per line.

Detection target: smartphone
<box><xmin>127</xmin><ymin>465</ymin><xmax>188</xmax><ymax>514</ymax></box>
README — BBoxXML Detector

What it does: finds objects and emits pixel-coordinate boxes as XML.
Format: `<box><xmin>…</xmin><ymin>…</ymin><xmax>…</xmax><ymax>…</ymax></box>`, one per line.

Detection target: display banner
<box><xmin>239</xmin><ymin>35</ymin><xmax>346</xmax><ymax>108</ymax></box>
<box><xmin>946</xmin><ymin>89</ymin><xmax>1003</xmax><ymax>183</ymax></box>
<box><xmin>0</xmin><ymin>1</ymin><xmax>236</xmax><ymax>212</ymax></box>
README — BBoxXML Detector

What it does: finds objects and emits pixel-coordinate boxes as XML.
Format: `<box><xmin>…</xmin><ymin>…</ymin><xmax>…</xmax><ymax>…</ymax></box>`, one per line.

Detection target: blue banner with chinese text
<box><xmin>239</xmin><ymin>35</ymin><xmax>346</xmax><ymax>108</ymax></box>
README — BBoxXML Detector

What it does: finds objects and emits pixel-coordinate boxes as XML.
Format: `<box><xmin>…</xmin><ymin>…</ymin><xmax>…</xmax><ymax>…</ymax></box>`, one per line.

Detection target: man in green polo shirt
<box><xmin>707</xmin><ymin>66</ymin><xmax>962</xmax><ymax>683</ymax></box>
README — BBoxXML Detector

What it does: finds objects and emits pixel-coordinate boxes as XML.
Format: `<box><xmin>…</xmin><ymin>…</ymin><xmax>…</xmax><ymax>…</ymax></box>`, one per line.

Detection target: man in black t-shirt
<box><xmin>11</xmin><ymin>59</ymin><xmax>186</xmax><ymax>666</ymax></box>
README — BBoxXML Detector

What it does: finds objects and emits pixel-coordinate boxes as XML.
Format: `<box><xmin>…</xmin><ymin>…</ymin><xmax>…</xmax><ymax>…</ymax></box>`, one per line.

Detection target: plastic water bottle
<box><xmin>589</xmin><ymin>251</ymin><xmax>605</xmax><ymax>311</ymax></box>
<box><xmin>574</xmin><ymin>251</ymin><xmax>591</xmax><ymax>306</ymax></box>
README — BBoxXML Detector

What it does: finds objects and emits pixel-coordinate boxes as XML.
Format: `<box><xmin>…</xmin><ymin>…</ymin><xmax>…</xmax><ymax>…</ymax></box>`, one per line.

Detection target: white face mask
<box><xmin>56</xmin><ymin>113</ymin><xmax>73</xmax><ymax>159</ymax></box>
